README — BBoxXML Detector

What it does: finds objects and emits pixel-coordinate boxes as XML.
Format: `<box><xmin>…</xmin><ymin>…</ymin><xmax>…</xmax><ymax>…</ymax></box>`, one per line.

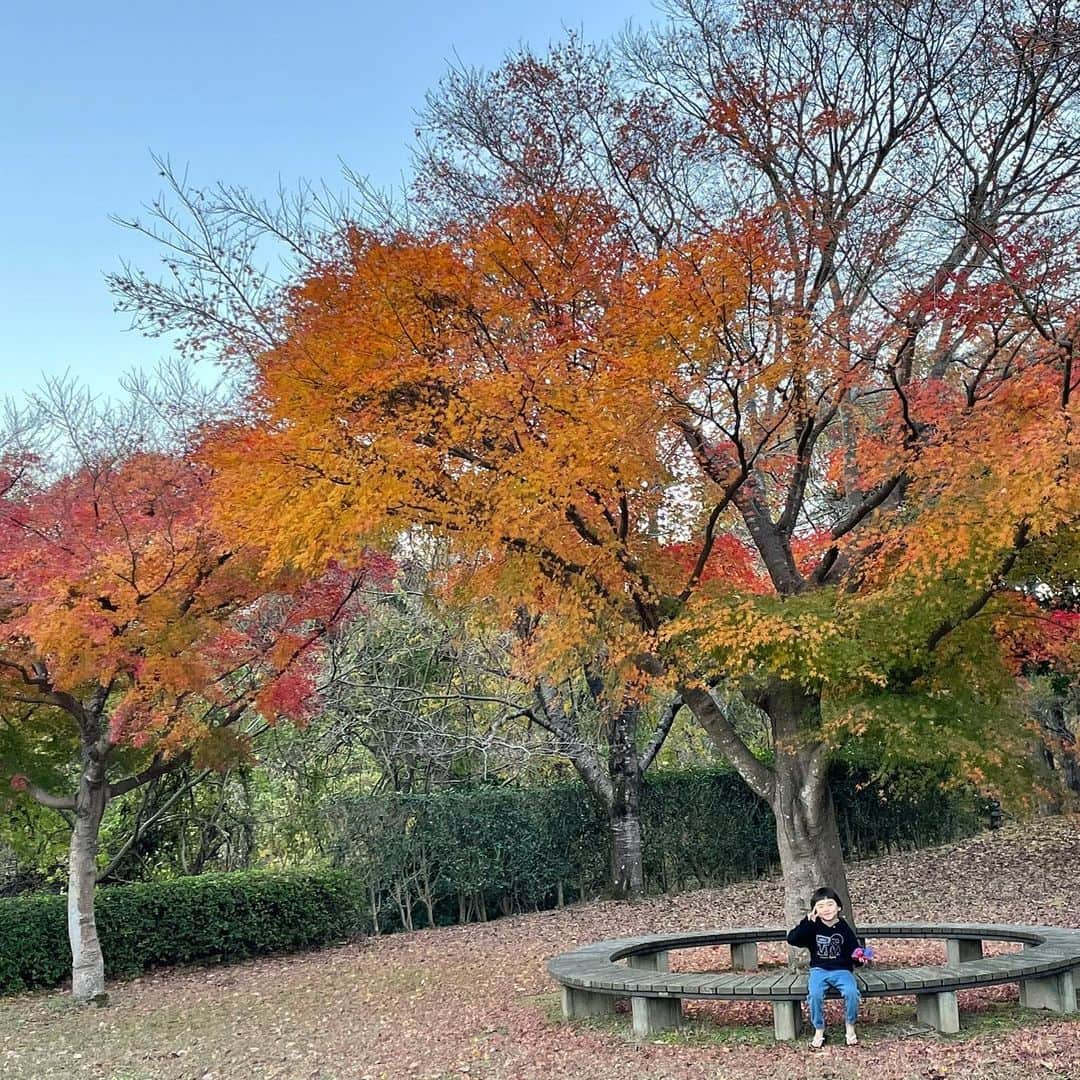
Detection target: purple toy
<box><xmin>853</xmin><ymin>946</ymin><xmax>875</xmax><ymax>964</ymax></box>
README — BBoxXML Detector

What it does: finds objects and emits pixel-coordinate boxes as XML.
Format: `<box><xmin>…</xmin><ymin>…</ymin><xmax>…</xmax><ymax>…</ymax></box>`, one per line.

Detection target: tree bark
<box><xmin>69</xmin><ymin>746</ymin><xmax>109</xmax><ymax>1003</ymax></box>
<box><xmin>532</xmin><ymin>679</ymin><xmax>650</xmax><ymax>900</ymax></box>
<box><xmin>765</xmin><ymin>682</ymin><xmax>853</xmax><ymax>931</ymax></box>
<box><xmin>771</xmin><ymin>745</ymin><xmax>851</xmax><ymax>930</ymax></box>
<box><xmin>683</xmin><ymin>681</ymin><xmax>852</xmax><ymax>932</ymax></box>
<box><xmin>608</xmin><ymin>702</ymin><xmax>645</xmax><ymax>899</ymax></box>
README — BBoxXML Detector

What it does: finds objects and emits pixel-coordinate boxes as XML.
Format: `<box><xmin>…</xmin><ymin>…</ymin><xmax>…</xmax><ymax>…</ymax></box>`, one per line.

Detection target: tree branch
<box><xmin>17</xmin><ymin>779</ymin><xmax>76</xmax><ymax>811</ymax></box>
<box><xmin>924</xmin><ymin>521</ymin><xmax>1031</xmax><ymax>653</ymax></box>
<box><xmin>639</xmin><ymin>693</ymin><xmax>682</xmax><ymax>773</ymax></box>
<box><xmin>679</xmin><ymin>684</ymin><xmax>775</xmax><ymax>801</ymax></box>
<box><xmin>107</xmin><ymin>750</ymin><xmax>192</xmax><ymax>799</ymax></box>
<box><xmin>97</xmin><ymin>769</ymin><xmax>212</xmax><ymax>882</ymax></box>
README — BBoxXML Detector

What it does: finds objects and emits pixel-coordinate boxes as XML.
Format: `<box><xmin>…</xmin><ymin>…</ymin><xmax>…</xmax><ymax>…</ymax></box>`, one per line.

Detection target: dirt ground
<box><xmin>2</xmin><ymin>816</ymin><xmax>1079</xmax><ymax>1080</ymax></box>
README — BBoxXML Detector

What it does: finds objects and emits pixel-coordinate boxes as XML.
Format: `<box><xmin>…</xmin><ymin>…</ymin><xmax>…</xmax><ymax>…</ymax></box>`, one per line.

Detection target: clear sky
<box><xmin>1</xmin><ymin>0</ymin><xmax>660</xmax><ymax>402</ymax></box>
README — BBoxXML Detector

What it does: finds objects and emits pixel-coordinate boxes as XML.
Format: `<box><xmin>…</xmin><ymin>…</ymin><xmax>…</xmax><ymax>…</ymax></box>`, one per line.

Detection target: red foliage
<box><xmin>0</xmin><ymin>449</ymin><xmax>391</xmax><ymax>771</ymax></box>
<box><xmin>662</xmin><ymin>535</ymin><xmax>769</xmax><ymax>594</ymax></box>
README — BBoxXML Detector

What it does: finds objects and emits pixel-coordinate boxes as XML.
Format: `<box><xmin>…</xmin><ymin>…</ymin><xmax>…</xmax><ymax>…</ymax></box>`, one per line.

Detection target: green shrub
<box><xmin>1</xmin><ymin>762</ymin><xmax>988</xmax><ymax>994</ymax></box>
<box><xmin>327</xmin><ymin>761</ymin><xmax>988</xmax><ymax>928</ymax></box>
<box><xmin>0</xmin><ymin>868</ymin><xmax>369</xmax><ymax>994</ymax></box>
<box><xmin>0</xmin><ymin>892</ymin><xmax>67</xmax><ymax>993</ymax></box>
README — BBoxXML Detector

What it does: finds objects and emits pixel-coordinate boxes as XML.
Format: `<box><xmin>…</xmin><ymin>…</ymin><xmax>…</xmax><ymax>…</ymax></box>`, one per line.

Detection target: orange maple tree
<box><xmin>116</xmin><ymin>0</ymin><xmax>1080</xmax><ymax>922</ymax></box>
<box><xmin>202</xmin><ymin>194</ymin><xmax>1076</xmax><ymax>916</ymax></box>
<box><xmin>0</xmin><ymin>388</ymin><xmax>387</xmax><ymax>1001</ymax></box>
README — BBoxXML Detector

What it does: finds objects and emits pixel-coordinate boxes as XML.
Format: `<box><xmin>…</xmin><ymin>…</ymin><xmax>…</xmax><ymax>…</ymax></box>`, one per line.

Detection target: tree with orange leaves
<box><xmin>0</xmin><ymin>378</ymin><xmax>387</xmax><ymax>1001</ymax></box>
<box><xmin>115</xmin><ymin>0</ymin><xmax>1080</xmax><ymax>925</ymax></box>
<box><xmin>200</xmin><ymin>194</ymin><xmax>1076</xmax><ymax>922</ymax></box>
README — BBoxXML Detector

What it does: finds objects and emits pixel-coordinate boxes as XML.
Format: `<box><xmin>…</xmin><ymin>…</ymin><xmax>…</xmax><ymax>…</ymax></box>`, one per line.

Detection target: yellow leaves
<box><xmin>661</xmin><ymin>589</ymin><xmax>879</xmax><ymax>691</ymax></box>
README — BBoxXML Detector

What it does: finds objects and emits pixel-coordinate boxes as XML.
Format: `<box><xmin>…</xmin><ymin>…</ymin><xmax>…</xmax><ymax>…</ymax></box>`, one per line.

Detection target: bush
<box><xmin>327</xmin><ymin>761</ymin><xmax>988</xmax><ymax>928</ymax></box>
<box><xmin>0</xmin><ymin>868</ymin><xmax>368</xmax><ymax>994</ymax></box>
<box><xmin>0</xmin><ymin>892</ymin><xmax>67</xmax><ymax>993</ymax></box>
<box><xmin>0</xmin><ymin>762</ymin><xmax>988</xmax><ymax>994</ymax></box>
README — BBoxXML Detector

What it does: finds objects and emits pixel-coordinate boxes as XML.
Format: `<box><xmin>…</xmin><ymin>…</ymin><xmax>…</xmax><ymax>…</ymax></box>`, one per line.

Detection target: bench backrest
<box><xmin>549</xmin><ymin>923</ymin><xmax>1080</xmax><ymax>1001</ymax></box>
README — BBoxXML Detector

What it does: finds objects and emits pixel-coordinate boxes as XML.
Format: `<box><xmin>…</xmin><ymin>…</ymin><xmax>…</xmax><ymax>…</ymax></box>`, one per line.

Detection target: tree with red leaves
<box><xmin>0</xmin><ymin>378</ymin><xmax>389</xmax><ymax>1001</ymax></box>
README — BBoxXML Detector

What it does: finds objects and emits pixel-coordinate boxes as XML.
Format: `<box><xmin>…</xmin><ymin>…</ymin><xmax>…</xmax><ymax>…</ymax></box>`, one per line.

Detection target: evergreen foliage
<box><xmin>0</xmin><ymin>764</ymin><xmax>987</xmax><ymax>993</ymax></box>
<box><xmin>0</xmin><ymin>869</ymin><xmax>365</xmax><ymax>994</ymax></box>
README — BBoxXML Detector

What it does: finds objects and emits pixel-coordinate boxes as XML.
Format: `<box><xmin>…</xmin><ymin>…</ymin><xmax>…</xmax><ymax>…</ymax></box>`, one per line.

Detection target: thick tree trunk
<box><xmin>772</xmin><ymin>748</ymin><xmax>851</xmax><ymax>929</ymax></box>
<box><xmin>683</xmin><ymin>681</ymin><xmax>852</xmax><ymax>930</ymax></box>
<box><xmin>608</xmin><ymin>703</ymin><xmax>645</xmax><ymax>900</ymax></box>
<box><xmin>69</xmin><ymin>750</ymin><xmax>108</xmax><ymax>1003</ymax></box>
<box><xmin>767</xmin><ymin>683</ymin><xmax>853</xmax><ymax>933</ymax></box>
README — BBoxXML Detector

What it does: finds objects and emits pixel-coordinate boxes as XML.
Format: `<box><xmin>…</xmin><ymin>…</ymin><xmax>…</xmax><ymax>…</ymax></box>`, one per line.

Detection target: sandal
<box><xmin>810</xmin><ymin>1031</ymin><xmax>826</xmax><ymax>1049</ymax></box>
<box><xmin>845</xmin><ymin>1030</ymin><xmax>858</xmax><ymax>1046</ymax></box>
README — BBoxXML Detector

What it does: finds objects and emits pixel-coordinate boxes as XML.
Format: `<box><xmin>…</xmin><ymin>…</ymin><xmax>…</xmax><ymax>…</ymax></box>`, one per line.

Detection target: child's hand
<box><xmin>853</xmin><ymin>946</ymin><xmax>875</xmax><ymax>965</ymax></box>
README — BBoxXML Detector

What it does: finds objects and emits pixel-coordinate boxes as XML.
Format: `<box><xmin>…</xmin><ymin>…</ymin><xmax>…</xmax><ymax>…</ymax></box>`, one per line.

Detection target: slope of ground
<box><xmin>2</xmin><ymin>816</ymin><xmax>1079</xmax><ymax>1080</ymax></box>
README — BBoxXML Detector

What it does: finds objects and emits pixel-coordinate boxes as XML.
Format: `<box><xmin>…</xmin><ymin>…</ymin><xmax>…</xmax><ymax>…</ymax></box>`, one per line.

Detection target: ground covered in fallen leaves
<box><xmin>2</xmin><ymin>816</ymin><xmax>1079</xmax><ymax>1080</ymax></box>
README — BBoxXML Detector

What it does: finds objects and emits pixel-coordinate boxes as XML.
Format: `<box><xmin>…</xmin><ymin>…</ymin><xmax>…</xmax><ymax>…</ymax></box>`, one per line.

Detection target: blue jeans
<box><xmin>807</xmin><ymin>967</ymin><xmax>860</xmax><ymax>1030</ymax></box>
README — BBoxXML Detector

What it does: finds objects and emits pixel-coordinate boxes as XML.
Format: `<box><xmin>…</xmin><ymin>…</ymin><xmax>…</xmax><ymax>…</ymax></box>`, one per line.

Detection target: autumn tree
<box><xmin>113</xmin><ymin>0</ymin><xmax>1080</xmax><ymax>924</ymax></box>
<box><xmin>0</xmin><ymin>376</ymin><xmax>385</xmax><ymax>1001</ymax></box>
<box><xmin>409</xmin><ymin>0</ymin><xmax>1080</xmax><ymax>920</ymax></box>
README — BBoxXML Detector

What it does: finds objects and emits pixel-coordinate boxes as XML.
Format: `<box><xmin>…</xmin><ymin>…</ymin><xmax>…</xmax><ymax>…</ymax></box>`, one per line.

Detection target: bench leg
<box><xmin>561</xmin><ymin>986</ymin><xmax>617</xmax><ymax>1019</ymax></box>
<box><xmin>628</xmin><ymin>950</ymin><xmax>670</xmax><ymax>972</ymax></box>
<box><xmin>1020</xmin><ymin>970</ymin><xmax>1077</xmax><ymax>1014</ymax></box>
<box><xmin>916</xmin><ymin>990</ymin><xmax>960</xmax><ymax>1034</ymax></box>
<box><xmin>772</xmin><ymin>999</ymin><xmax>804</xmax><ymax>1041</ymax></box>
<box><xmin>731</xmin><ymin>941</ymin><xmax>759</xmax><ymax>972</ymax></box>
<box><xmin>631</xmin><ymin>995</ymin><xmax>682</xmax><ymax>1036</ymax></box>
<box><xmin>946</xmin><ymin>938</ymin><xmax>983</xmax><ymax>965</ymax></box>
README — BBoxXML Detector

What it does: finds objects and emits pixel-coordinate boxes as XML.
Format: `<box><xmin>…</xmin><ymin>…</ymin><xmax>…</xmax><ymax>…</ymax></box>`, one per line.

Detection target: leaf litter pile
<box><xmin>2</xmin><ymin>817</ymin><xmax>1079</xmax><ymax>1080</ymax></box>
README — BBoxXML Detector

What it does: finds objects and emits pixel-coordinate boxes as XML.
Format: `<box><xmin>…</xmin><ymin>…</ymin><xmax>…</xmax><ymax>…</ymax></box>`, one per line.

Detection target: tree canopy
<box><xmin>112</xmin><ymin>0</ymin><xmax>1080</xmax><ymax>919</ymax></box>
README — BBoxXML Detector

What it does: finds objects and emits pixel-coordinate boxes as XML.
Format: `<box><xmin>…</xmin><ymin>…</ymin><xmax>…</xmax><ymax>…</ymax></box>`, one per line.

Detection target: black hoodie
<box><xmin>786</xmin><ymin>916</ymin><xmax>860</xmax><ymax>971</ymax></box>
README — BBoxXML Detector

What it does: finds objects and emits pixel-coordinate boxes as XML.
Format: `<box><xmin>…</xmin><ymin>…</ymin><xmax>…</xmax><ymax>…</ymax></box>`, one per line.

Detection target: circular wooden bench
<box><xmin>548</xmin><ymin>923</ymin><xmax>1080</xmax><ymax>1040</ymax></box>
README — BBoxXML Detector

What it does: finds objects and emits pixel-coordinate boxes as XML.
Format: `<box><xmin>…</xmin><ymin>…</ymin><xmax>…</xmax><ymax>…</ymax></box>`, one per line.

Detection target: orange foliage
<box><xmin>207</xmin><ymin>185</ymin><xmax>1079</xmax><ymax>699</ymax></box>
<box><xmin>0</xmin><ymin>450</ymin><xmax>388</xmax><ymax>766</ymax></box>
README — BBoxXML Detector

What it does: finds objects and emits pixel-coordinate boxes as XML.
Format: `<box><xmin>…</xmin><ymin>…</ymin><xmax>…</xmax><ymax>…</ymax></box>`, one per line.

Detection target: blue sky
<box><xmin>2</xmin><ymin>0</ymin><xmax>660</xmax><ymax>401</ymax></box>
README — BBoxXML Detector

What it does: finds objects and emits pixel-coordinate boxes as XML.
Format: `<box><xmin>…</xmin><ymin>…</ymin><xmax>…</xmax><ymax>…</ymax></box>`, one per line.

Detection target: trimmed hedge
<box><xmin>644</xmin><ymin>763</ymin><xmax>985</xmax><ymax>892</ymax></box>
<box><xmin>0</xmin><ymin>891</ymin><xmax>68</xmax><ymax>993</ymax></box>
<box><xmin>0</xmin><ymin>763</ymin><xmax>989</xmax><ymax>994</ymax></box>
<box><xmin>328</xmin><ymin>762</ymin><xmax>988</xmax><ymax>931</ymax></box>
<box><xmin>0</xmin><ymin>869</ymin><xmax>368</xmax><ymax>994</ymax></box>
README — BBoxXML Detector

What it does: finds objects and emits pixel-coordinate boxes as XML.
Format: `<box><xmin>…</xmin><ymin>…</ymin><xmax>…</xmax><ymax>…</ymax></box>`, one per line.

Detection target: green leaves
<box><xmin>0</xmin><ymin>870</ymin><xmax>369</xmax><ymax>994</ymax></box>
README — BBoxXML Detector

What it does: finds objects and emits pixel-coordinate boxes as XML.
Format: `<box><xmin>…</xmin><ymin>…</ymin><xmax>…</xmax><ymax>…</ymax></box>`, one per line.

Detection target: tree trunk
<box><xmin>69</xmin><ymin>751</ymin><xmax>108</xmax><ymax>1003</ymax></box>
<box><xmin>766</xmin><ymin>683</ymin><xmax>853</xmax><ymax>934</ymax></box>
<box><xmin>772</xmin><ymin>748</ymin><xmax>851</xmax><ymax>929</ymax></box>
<box><xmin>1036</xmin><ymin>697</ymin><xmax>1080</xmax><ymax>807</ymax></box>
<box><xmin>608</xmin><ymin>703</ymin><xmax>645</xmax><ymax>900</ymax></box>
<box><xmin>610</xmin><ymin>800</ymin><xmax>645</xmax><ymax>900</ymax></box>
<box><xmin>683</xmin><ymin>681</ymin><xmax>852</xmax><ymax>931</ymax></box>
<box><xmin>534</xmin><ymin>679</ymin><xmax>648</xmax><ymax>900</ymax></box>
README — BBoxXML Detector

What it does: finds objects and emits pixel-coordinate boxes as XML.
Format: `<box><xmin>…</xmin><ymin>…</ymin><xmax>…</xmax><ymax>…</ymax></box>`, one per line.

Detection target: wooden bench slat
<box><xmin>770</xmin><ymin>972</ymin><xmax>804</xmax><ymax>997</ymax></box>
<box><xmin>855</xmin><ymin>970</ymin><xmax>890</xmax><ymax>993</ymax></box>
<box><xmin>749</xmin><ymin>971</ymin><xmax>793</xmax><ymax>997</ymax></box>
